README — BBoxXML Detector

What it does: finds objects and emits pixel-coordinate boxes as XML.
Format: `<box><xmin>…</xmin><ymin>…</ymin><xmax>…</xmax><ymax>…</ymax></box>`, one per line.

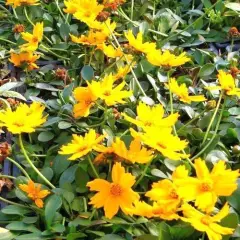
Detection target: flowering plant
<box><xmin>0</xmin><ymin>0</ymin><xmax>240</xmax><ymax>240</ymax></box>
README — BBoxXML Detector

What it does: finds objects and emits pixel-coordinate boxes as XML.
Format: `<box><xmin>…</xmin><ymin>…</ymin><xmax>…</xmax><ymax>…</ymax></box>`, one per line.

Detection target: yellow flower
<box><xmin>113</xmin><ymin>65</ymin><xmax>131</xmax><ymax>81</ymax></box>
<box><xmin>166</xmin><ymin>78</ymin><xmax>206</xmax><ymax>103</ymax></box>
<box><xmin>147</xmin><ymin>49</ymin><xmax>191</xmax><ymax>67</ymax></box>
<box><xmin>19</xmin><ymin>180</ymin><xmax>50</xmax><ymax>208</ymax></box>
<box><xmin>126</xmin><ymin>201</ymin><xmax>179</xmax><ymax>220</ymax></box>
<box><xmin>130</xmin><ymin>128</ymin><xmax>189</xmax><ymax>160</ymax></box>
<box><xmin>9</xmin><ymin>52</ymin><xmax>40</xmax><ymax>71</ymax></box>
<box><xmin>0</xmin><ymin>102</ymin><xmax>46</xmax><ymax>134</ymax></box>
<box><xmin>87</xmin><ymin>162</ymin><xmax>139</xmax><ymax>219</ymax></box>
<box><xmin>73</xmin><ymin>86</ymin><xmax>98</xmax><ymax>118</ymax></box>
<box><xmin>206</xmin><ymin>70</ymin><xmax>240</xmax><ymax>96</ymax></box>
<box><xmin>93</xmin><ymin>145</ymin><xmax>115</xmax><ymax>165</ymax></box>
<box><xmin>181</xmin><ymin>203</ymin><xmax>234</xmax><ymax>240</ymax></box>
<box><xmin>20</xmin><ymin>22</ymin><xmax>43</xmax><ymax>52</ymax></box>
<box><xmin>98</xmin><ymin>44</ymin><xmax>123</xmax><ymax>58</ymax></box>
<box><xmin>59</xmin><ymin>129</ymin><xmax>105</xmax><ymax>160</ymax></box>
<box><xmin>112</xmin><ymin>137</ymin><xmax>154</xmax><ymax>164</ymax></box>
<box><xmin>174</xmin><ymin>158</ymin><xmax>239</xmax><ymax>212</ymax></box>
<box><xmin>146</xmin><ymin>179</ymin><xmax>181</xmax><ymax>211</ymax></box>
<box><xmin>125</xmin><ymin>30</ymin><xmax>157</xmax><ymax>54</ymax></box>
<box><xmin>122</xmin><ymin>102</ymin><xmax>179</xmax><ymax>130</ymax></box>
<box><xmin>87</xmin><ymin>74</ymin><xmax>132</xmax><ymax>106</ymax></box>
<box><xmin>6</xmin><ymin>0</ymin><xmax>39</xmax><ymax>8</ymax></box>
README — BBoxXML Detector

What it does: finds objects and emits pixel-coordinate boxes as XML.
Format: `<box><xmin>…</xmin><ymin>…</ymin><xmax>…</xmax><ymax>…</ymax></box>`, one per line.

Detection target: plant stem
<box><xmin>40</xmin><ymin>44</ymin><xmax>70</xmax><ymax>60</ymax></box>
<box><xmin>190</xmin><ymin>96</ymin><xmax>226</xmax><ymax>161</ymax></box>
<box><xmin>24</xmin><ymin>7</ymin><xmax>34</xmax><ymax>26</ymax></box>
<box><xmin>177</xmin><ymin>110</ymin><xmax>206</xmax><ymax>133</ymax></box>
<box><xmin>134</xmin><ymin>160</ymin><xmax>151</xmax><ymax>188</ymax></box>
<box><xmin>0</xmin><ymin>174</ymin><xmax>16</xmax><ymax>180</ymax></box>
<box><xmin>6</xmin><ymin>157</ymin><xmax>31</xmax><ymax>179</ymax></box>
<box><xmin>201</xmin><ymin>92</ymin><xmax>223</xmax><ymax>146</ymax></box>
<box><xmin>0</xmin><ymin>196</ymin><xmax>31</xmax><ymax>208</ymax></box>
<box><xmin>105</xmin><ymin>22</ymin><xmax>147</xmax><ymax>97</ymax></box>
<box><xmin>131</xmin><ymin>0</ymin><xmax>134</xmax><ymax>20</ymax></box>
<box><xmin>0</xmin><ymin>38</ymin><xmax>16</xmax><ymax>45</ymax></box>
<box><xmin>19</xmin><ymin>135</ymin><xmax>55</xmax><ymax>189</ymax></box>
<box><xmin>55</xmin><ymin>0</ymin><xmax>66</xmax><ymax>20</ymax></box>
<box><xmin>87</xmin><ymin>155</ymin><xmax>99</xmax><ymax>178</ymax></box>
<box><xmin>0</xmin><ymin>4</ymin><xmax>11</xmax><ymax>14</ymax></box>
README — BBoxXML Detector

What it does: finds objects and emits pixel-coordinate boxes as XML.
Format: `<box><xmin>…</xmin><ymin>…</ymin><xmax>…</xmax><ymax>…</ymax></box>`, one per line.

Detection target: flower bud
<box><xmin>206</xmin><ymin>100</ymin><xmax>216</xmax><ymax>110</ymax></box>
<box><xmin>0</xmin><ymin>142</ymin><xmax>11</xmax><ymax>162</ymax></box>
<box><xmin>228</xmin><ymin>27</ymin><xmax>240</xmax><ymax>38</ymax></box>
<box><xmin>232</xmin><ymin>145</ymin><xmax>240</xmax><ymax>155</ymax></box>
<box><xmin>13</xmin><ymin>24</ymin><xmax>25</xmax><ymax>33</ymax></box>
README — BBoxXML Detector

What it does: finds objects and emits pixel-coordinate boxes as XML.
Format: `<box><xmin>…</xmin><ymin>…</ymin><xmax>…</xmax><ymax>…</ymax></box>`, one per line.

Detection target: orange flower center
<box><xmin>103</xmin><ymin>90</ymin><xmax>111</xmax><ymax>96</ymax></box>
<box><xmin>169</xmin><ymin>189</ymin><xmax>178</xmax><ymax>199</ymax></box>
<box><xmin>200</xmin><ymin>182</ymin><xmax>212</xmax><ymax>192</ymax></box>
<box><xmin>201</xmin><ymin>216</ymin><xmax>211</xmax><ymax>225</ymax></box>
<box><xmin>32</xmin><ymin>37</ymin><xmax>38</xmax><ymax>43</ymax></box>
<box><xmin>13</xmin><ymin>122</ymin><xmax>24</xmax><ymax>127</ymax></box>
<box><xmin>110</xmin><ymin>183</ymin><xmax>122</xmax><ymax>196</ymax></box>
<box><xmin>157</xmin><ymin>142</ymin><xmax>167</xmax><ymax>149</ymax></box>
<box><xmin>78</xmin><ymin>145</ymin><xmax>88</xmax><ymax>152</ymax></box>
<box><xmin>144</xmin><ymin>121</ymin><xmax>152</xmax><ymax>127</ymax></box>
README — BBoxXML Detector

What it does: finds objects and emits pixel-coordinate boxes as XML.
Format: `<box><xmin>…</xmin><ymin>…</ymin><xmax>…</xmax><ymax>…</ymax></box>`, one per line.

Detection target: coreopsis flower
<box><xmin>146</xmin><ymin>179</ymin><xmax>181</xmax><ymax>211</ymax></box>
<box><xmin>112</xmin><ymin>137</ymin><xmax>154</xmax><ymax>164</ymax></box>
<box><xmin>166</xmin><ymin>78</ymin><xmax>206</xmax><ymax>103</ymax></box>
<box><xmin>87</xmin><ymin>162</ymin><xmax>139</xmax><ymax>219</ymax></box>
<box><xmin>13</xmin><ymin>24</ymin><xmax>25</xmax><ymax>33</ymax></box>
<box><xmin>73</xmin><ymin>86</ymin><xmax>98</xmax><ymax>118</ymax></box>
<box><xmin>19</xmin><ymin>180</ymin><xmax>50</xmax><ymax>208</ymax></box>
<box><xmin>122</xmin><ymin>102</ymin><xmax>179</xmax><ymax>130</ymax></box>
<box><xmin>174</xmin><ymin>158</ymin><xmax>239</xmax><ymax>212</ymax></box>
<box><xmin>147</xmin><ymin>49</ymin><xmax>191</xmax><ymax>67</ymax></box>
<box><xmin>6</xmin><ymin>0</ymin><xmax>39</xmax><ymax>8</ymax></box>
<box><xmin>113</xmin><ymin>65</ymin><xmax>131</xmax><ymax>81</ymax></box>
<box><xmin>181</xmin><ymin>203</ymin><xmax>234</xmax><ymax>240</ymax></box>
<box><xmin>126</xmin><ymin>201</ymin><xmax>179</xmax><ymax>220</ymax></box>
<box><xmin>20</xmin><ymin>22</ymin><xmax>43</xmax><ymax>52</ymax></box>
<box><xmin>230</xmin><ymin>67</ymin><xmax>240</xmax><ymax>78</ymax></box>
<box><xmin>9</xmin><ymin>52</ymin><xmax>40</xmax><ymax>71</ymax></box>
<box><xmin>130</xmin><ymin>128</ymin><xmax>189</xmax><ymax>160</ymax></box>
<box><xmin>125</xmin><ymin>30</ymin><xmax>157</xmax><ymax>54</ymax></box>
<box><xmin>87</xmin><ymin>74</ymin><xmax>132</xmax><ymax>106</ymax></box>
<box><xmin>228</xmin><ymin>27</ymin><xmax>240</xmax><ymax>38</ymax></box>
<box><xmin>98</xmin><ymin>44</ymin><xmax>123</xmax><ymax>58</ymax></box>
<box><xmin>0</xmin><ymin>142</ymin><xmax>11</xmax><ymax>162</ymax></box>
<box><xmin>93</xmin><ymin>145</ymin><xmax>115</xmax><ymax>165</ymax></box>
<box><xmin>206</xmin><ymin>70</ymin><xmax>240</xmax><ymax>96</ymax></box>
<box><xmin>0</xmin><ymin>102</ymin><xmax>46</xmax><ymax>134</ymax></box>
<box><xmin>70</xmin><ymin>31</ymin><xmax>107</xmax><ymax>46</ymax></box>
<box><xmin>59</xmin><ymin>129</ymin><xmax>105</xmax><ymax>160</ymax></box>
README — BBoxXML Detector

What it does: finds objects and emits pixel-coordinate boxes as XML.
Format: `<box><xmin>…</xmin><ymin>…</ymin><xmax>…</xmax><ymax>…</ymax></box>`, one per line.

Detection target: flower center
<box><xmin>110</xmin><ymin>183</ymin><xmax>122</xmax><ymax>196</ymax></box>
<box><xmin>32</xmin><ymin>37</ymin><xmax>38</xmax><ymax>43</ymax></box>
<box><xmin>103</xmin><ymin>90</ymin><xmax>111</xmax><ymax>96</ymax></box>
<box><xmin>13</xmin><ymin>122</ymin><xmax>24</xmax><ymax>127</ymax></box>
<box><xmin>201</xmin><ymin>216</ymin><xmax>211</xmax><ymax>225</ymax></box>
<box><xmin>78</xmin><ymin>145</ymin><xmax>88</xmax><ymax>152</ymax></box>
<box><xmin>157</xmin><ymin>142</ymin><xmax>167</xmax><ymax>149</ymax></box>
<box><xmin>200</xmin><ymin>182</ymin><xmax>212</xmax><ymax>192</ymax></box>
<box><xmin>169</xmin><ymin>189</ymin><xmax>178</xmax><ymax>199</ymax></box>
<box><xmin>144</xmin><ymin>121</ymin><xmax>152</xmax><ymax>127</ymax></box>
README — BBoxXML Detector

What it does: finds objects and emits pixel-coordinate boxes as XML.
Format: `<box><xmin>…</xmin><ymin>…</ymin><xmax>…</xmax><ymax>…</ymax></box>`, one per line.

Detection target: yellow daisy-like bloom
<box><xmin>98</xmin><ymin>44</ymin><xmax>123</xmax><ymax>58</ymax></box>
<box><xmin>126</xmin><ymin>201</ymin><xmax>179</xmax><ymax>220</ymax></box>
<box><xmin>93</xmin><ymin>145</ymin><xmax>115</xmax><ymax>165</ymax></box>
<box><xmin>0</xmin><ymin>102</ymin><xmax>46</xmax><ymax>134</ymax></box>
<box><xmin>207</xmin><ymin>70</ymin><xmax>240</xmax><ymax>96</ymax></box>
<box><xmin>20</xmin><ymin>22</ymin><xmax>43</xmax><ymax>52</ymax></box>
<box><xmin>73</xmin><ymin>86</ymin><xmax>98</xmax><ymax>118</ymax></box>
<box><xmin>147</xmin><ymin>49</ymin><xmax>191</xmax><ymax>67</ymax></box>
<box><xmin>181</xmin><ymin>203</ymin><xmax>234</xmax><ymax>240</ymax></box>
<box><xmin>146</xmin><ymin>179</ymin><xmax>181</xmax><ymax>211</ymax></box>
<box><xmin>125</xmin><ymin>30</ymin><xmax>157</xmax><ymax>54</ymax></box>
<box><xmin>113</xmin><ymin>65</ymin><xmax>131</xmax><ymax>81</ymax></box>
<box><xmin>166</xmin><ymin>78</ymin><xmax>206</xmax><ymax>103</ymax></box>
<box><xmin>87</xmin><ymin>74</ymin><xmax>132</xmax><ymax>106</ymax></box>
<box><xmin>6</xmin><ymin>0</ymin><xmax>39</xmax><ymax>8</ymax></box>
<box><xmin>174</xmin><ymin>158</ymin><xmax>239</xmax><ymax>212</ymax></box>
<box><xmin>59</xmin><ymin>129</ymin><xmax>105</xmax><ymax>160</ymax></box>
<box><xmin>112</xmin><ymin>137</ymin><xmax>154</xmax><ymax>164</ymax></box>
<box><xmin>9</xmin><ymin>52</ymin><xmax>40</xmax><ymax>71</ymax></box>
<box><xmin>130</xmin><ymin>128</ymin><xmax>189</xmax><ymax>160</ymax></box>
<box><xmin>122</xmin><ymin>102</ymin><xmax>179</xmax><ymax>130</ymax></box>
<box><xmin>87</xmin><ymin>162</ymin><xmax>140</xmax><ymax>219</ymax></box>
<box><xmin>19</xmin><ymin>180</ymin><xmax>50</xmax><ymax>208</ymax></box>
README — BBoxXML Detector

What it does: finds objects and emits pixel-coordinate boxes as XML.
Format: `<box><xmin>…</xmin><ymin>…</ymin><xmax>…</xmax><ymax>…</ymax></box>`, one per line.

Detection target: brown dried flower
<box><xmin>13</xmin><ymin>24</ymin><xmax>25</xmax><ymax>33</ymax></box>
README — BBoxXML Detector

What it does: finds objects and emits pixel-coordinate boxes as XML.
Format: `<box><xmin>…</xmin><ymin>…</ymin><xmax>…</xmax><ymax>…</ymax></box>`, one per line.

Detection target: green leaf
<box><xmin>169</xmin><ymin>223</ymin><xmax>195</xmax><ymax>240</ymax></box>
<box><xmin>158</xmin><ymin>222</ymin><xmax>171</xmax><ymax>240</ymax></box>
<box><xmin>59</xmin><ymin>164</ymin><xmax>78</xmax><ymax>187</ymax></box>
<box><xmin>1</xmin><ymin>205</ymin><xmax>32</xmax><ymax>216</ymax></box>
<box><xmin>51</xmin><ymin>223</ymin><xmax>65</xmax><ymax>233</ymax></box>
<box><xmin>69</xmin><ymin>217</ymin><xmax>91</xmax><ymax>227</ymax></box>
<box><xmin>221</xmin><ymin>213</ymin><xmax>239</xmax><ymax>240</ymax></box>
<box><xmin>35</xmin><ymin>83</ymin><xmax>59</xmax><ymax>91</ymax></box>
<box><xmin>38</xmin><ymin>132</ymin><xmax>54</xmax><ymax>142</ymax></box>
<box><xmin>225</xmin><ymin>3</ymin><xmax>240</xmax><ymax>11</ymax></box>
<box><xmin>66</xmin><ymin>233</ymin><xmax>87</xmax><ymax>240</ymax></box>
<box><xmin>37</xmin><ymin>167</ymin><xmax>54</xmax><ymax>182</ymax></box>
<box><xmin>0</xmin><ymin>90</ymin><xmax>26</xmax><ymax>101</ymax></box>
<box><xmin>15</xmin><ymin>233</ymin><xmax>42</xmax><ymax>240</ymax></box>
<box><xmin>198</xmin><ymin>64</ymin><xmax>215</xmax><ymax>77</ymax></box>
<box><xmin>99</xmin><ymin>234</ymin><xmax>125</xmax><ymax>240</ymax></box>
<box><xmin>81</xmin><ymin>65</ymin><xmax>94</xmax><ymax>81</ymax></box>
<box><xmin>136</xmin><ymin>235</ymin><xmax>158</xmax><ymax>240</ymax></box>
<box><xmin>58</xmin><ymin>121</ymin><xmax>72</xmax><ymax>129</ymax></box>
<box><xmin>227</xmin><ymin>179</ymin><xmax>240</xmax><ymax>212</ymax></box>
<box><xmin>44</xmin><ymin>195</ymin><xmax>62</xmax><ymax>228</ymax></box>
<box><xmin>6</xmin><ymin>222</ymin><xmax>40</xmax><ymax>233</ymax></box>
<box><xmin>52</xmin><ymin>155</ymin><xmax>71</xmax><ymax>177</ymax></box>
<box><xmin>62</xmin><ymin>83</ymin><xmax>74</xmax><ymax>103</ymax></box>
<box><xmin>75</xmin><ymin>167</ymin><xmax>90</xmax><ymax>193</ymax></box>
<box><xmin>60</xmin><ymin>23</ymin><xmax>70</xmax><ymax>41</ymax></box>
<box><xmin>228</xmin><ymin>107</ymin><xmax>240</xmax><ymax>115</ymax></box>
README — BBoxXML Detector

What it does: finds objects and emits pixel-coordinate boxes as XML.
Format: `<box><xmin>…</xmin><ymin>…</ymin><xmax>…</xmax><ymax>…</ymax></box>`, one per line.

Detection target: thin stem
<box><xmin>131</xmin><ymin>0</ymin><xmax>134</xmax><ymax>20</ymax></box>
<box><xmin>190</xmin><ymin>96</ymin><xmax>226</xmax><ymax>161</ymax></box>
<box><xmin>6</xmin><ymin>157</ymin><xmax>31</xmax><ymax>179</ymax></box>
<box><xmin>177</xmin><ymin>110</ymin><xmax>206</xmax><ymax>133</ymax></box>
<box><xmin>0</xmin><ymin>4</ymin><xmax>11</xmax><ymax>14</ymax></box>
<box><xmin>105</xmin><ymin>22</ymin><xmax>147</xmax><ymax>97</ymax></box>
<box><xmin>40</xmin><ymin>44</ymin><xmax>70</xmax><ymax>61</ymax></box>
<box><xmin>87</xmin><ymin>155</ymin><xmax>99</xmax><ymax>178</ymax></box>
<box><xmin>55</xmin><ymin>0</ymin><xmax>66</xmax><ymax>20</ymax></box>
<box><xmin>0</xmin><ymin>196</ymin><xmax>31</xmax><ymax>208</ymax></box>
<box><xmin>12</xmin><ymin>8</ymin><xmax>18</xmax><ymax>19</ymax></box>
<box><xmin>24</xmin><ymin>7</ymin><xmax>34</xmax><ymax>26</ymax></box>
<box><xmin>0</xmin><ymin>174</ymin><xmax>16</xmax><ymax>180</ymax></box>
<box><xmin>0</xmin><ymin>38</ymin><xmax>17</xmax><ymax>45</ymax></box>
<box><xmin>201</xmin><ymin>92</ymin><xmax>223</xmax><ymax>145</ymax></box>
<box><xmin>19</xmin><ymin>135</ymin><xmax>56</xmax><ymax>189</ymax></box>
<box><xmin>134</xmin><ymin>160</ymin><xmax>152</xmax><ymax>188</ymax></box>
<box><xmin>160</xmin><ymin>0</ymin><xmax>222</xmax><ymax>46</ymax></box>
<box><xmin>201</xmin><ymin>233</ymin><xmax>205</xmax><ymax>240</ymax></box>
